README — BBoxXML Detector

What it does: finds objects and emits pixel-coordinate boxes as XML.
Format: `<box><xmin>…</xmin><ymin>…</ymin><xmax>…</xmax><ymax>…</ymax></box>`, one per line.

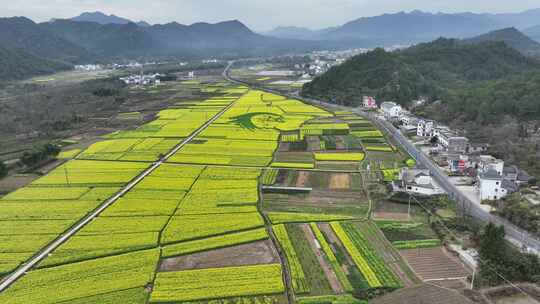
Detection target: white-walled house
<box><xmin>478</xmin><ymin>168</ymin><xmax>508</xmax><ymax>201</ymax></box>
<box><xmin>380</xmin><ymin>101</ymin><xmax>402</xmax><ymax>119</ymax></box>
<box><xmin>400</xmin><ymin>115</ymin><xmax>419</xmax><ymax>127</ymax></box>
<box><xmin>478</xmin><ymin>155</ymin><xmax>505</xmax><ymax>176</ymax></box>
<box><xmin>417</xmin><ymin>119</ymin><xmax>435</xmax><ymax>137</ymax></box>
<box><xmin>433</xmin><ymin>127</ymin><xmax>469</xmax><ymax>154</ymax></box>
<box><xmin>392</xmin><ymin>167</ymin><xmax>445</xmax><ymax>196</ymax></box>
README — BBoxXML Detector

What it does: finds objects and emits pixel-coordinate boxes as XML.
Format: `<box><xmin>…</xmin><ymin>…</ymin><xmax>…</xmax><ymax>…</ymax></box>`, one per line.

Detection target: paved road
<box><xmin>0</xmin><ymin>68</ymin><xmax>243</xmax><ymax>292</ymax></box>
<box><xmin>361</xmin><ymin>111</ymin><xmax>540</xmax><ymax>254</ymax></box>
<box><xmin>224</xmin><ymin>62</ymin><xmax>540</xmax><ymax>254</ymax></box>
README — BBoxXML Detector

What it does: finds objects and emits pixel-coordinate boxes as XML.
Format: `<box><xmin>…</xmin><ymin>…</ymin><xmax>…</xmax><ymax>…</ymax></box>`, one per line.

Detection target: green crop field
<box><xmin>331</xmin><ymin>222</ymin><xmax>401</xmax><ymax>289</ymax></box>
<box><xmin>0</xmin><ymin>79</ymin><xmax>423</xmax><ymax>303</ymax></box>
<box><xmin>273</xmin><ymin>224</ymin><xmax>310</xmax><ymax>294</ymax></box>
<box><xmin>150</xmin><ymin>264</ymin><xmax>285</xmax><ymax>302</ymax></box>
<box><xmin>268</xmin><ymin>212</ymin><xmax>354</xmax><ymax>224</ymax></box>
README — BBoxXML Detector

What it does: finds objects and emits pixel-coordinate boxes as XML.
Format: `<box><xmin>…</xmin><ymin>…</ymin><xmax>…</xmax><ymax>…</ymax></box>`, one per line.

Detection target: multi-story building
<box><xmin>362</xmin><ymin>96</ymin><xmax>378</xmax><ymax>109</ymax></box>
<box><xmin>380</xmin><ymin>101</ymin><xmax>402</xmax><ymax>119</ymax></box>
<box><xmin>478</xmin><ymin>168</ymin><xmax>508</xmax><ymax>201</ymax></box>
<box><xmin>417</xmin><ymin>119</ymin><xmax>435</xmax><ymax>137</ymax></box>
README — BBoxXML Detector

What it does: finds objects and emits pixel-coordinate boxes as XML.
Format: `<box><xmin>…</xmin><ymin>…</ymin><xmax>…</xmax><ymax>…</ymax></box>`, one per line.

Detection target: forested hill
<box><xmin>462</xmin><ymin>27</ymin><xmax>540</xmax><ymax>54</ymax></box>
<box><xmin>0</xmin><ymin>44</ymin><xmax>71</xmax><ymax>80</ymax></box>
<box><xmin>301</xmin><ymin>38</ymin><xmax>540</xmax><ymax>106</ymax></box>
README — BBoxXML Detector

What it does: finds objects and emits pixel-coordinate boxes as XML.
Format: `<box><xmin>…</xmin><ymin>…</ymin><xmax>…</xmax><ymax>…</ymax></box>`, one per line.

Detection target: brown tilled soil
<box><xmin>329</xmin><ymin>173</ymin><xmax>351</xmax><ymax>190</ymax></box>
<box><xmin>399</xmin><ymin>247</ymin><xmax>470</xmax><ymax>281</ymax></box>
<box><xmin>306</xmin><ymin>136</ymin><xmax>321</xmax><ymax>152</ymax></box>
<box><xmin>372</xmin><ymin>212</ymin><xmax>411</xmax><ymax>221</ymax></box>
<box><xmin>158</xmin><ymin>240</ymin><xmax>279</xmax><ymax>272</ymax></box>
<box><xmin>278</xmin><ymin>142</ymin><xmax>291</xmax><ymax>152</ymax></box>
<box><xmin>0</xmin><ymin>174</ymin><xmax>40</xmax><ymax>194</ymax></box>
<box><xmin>301</xmin><ymin>224</ymin><xmax>343</xmax><ymax>293</ymax></box>
<box><xmin>335</xmin><ymin>136</ymin><xmax>346</xmax><ymax>150</ymax></box>
<box><xmin>296</xmin><ymin>171</ymin><xmax>310</xmax><ymax>188</ymax></box>
<box><xmin>371</xmin><ymin>284</ymin><xmax>475</xmax><ymax>304</ymax></box>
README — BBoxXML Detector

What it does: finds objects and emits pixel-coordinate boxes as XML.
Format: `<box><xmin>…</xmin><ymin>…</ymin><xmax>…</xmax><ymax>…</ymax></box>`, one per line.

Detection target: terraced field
<box><xmin>0</xmin><ymin>76</ymin><xmax>438</xmax><ymax>303</ymax></box>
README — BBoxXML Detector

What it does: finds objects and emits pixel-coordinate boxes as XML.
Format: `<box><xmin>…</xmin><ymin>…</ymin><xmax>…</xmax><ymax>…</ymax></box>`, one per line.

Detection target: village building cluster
<box><xmin>119</xmin><ymin>73</ymin><xmax>162</xmax><ymax>86</ymax></box>
<box><xmin>365</xmin><ymin>97</ymin><xmax>534</xmax><ymax>201</ymax></box>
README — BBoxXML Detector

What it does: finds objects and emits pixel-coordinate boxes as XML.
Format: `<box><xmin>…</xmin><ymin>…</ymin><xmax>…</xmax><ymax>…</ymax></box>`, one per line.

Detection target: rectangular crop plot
<box><xmin>0</xmin><ymin>249</ymin><xmax>159</xmax><ymax>304</ymax></box>
<box><xmin>331</xmin><ymin>222</ymin><xmax>401</xmax><ymax>289</ymax></box>
<box><xmin>273</xmin><ymin>224</ymin><xmax>309</xmax><ymax>294</ymax></box>
<box><xmin>150</xmin><ymin>264</ymin><xmax>285</xmax><ymax>302</ymax></box>
<box><xmin>162</xmin><ymin>228</ymin><xmax>269</xmax><ymax>257</ymax></box>
<box><xmin>161</xmin><ymin>212</ymin><xmax>265</xmax><ymax>244</ymax></box>
<box><xmin>268</xmin><ymin>212</ymin><xmax>354</xmax><ymax>224</ymax></box>
<box><xmin>314</xmin><ymin>152</ymin><xmax>365</xmax><ymax>162</ymax></box>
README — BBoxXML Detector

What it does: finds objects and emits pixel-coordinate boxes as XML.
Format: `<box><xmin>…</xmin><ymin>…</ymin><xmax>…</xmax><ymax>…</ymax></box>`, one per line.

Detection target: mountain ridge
<box><xmin>463</xmin><ymin>27</ymin><xmax>540</xmax><ymax>54</ymax></box>
<box><xmin>301</xmin><ymin>38</ymin><xmax>540</xmax><ymax>106</ymax></box>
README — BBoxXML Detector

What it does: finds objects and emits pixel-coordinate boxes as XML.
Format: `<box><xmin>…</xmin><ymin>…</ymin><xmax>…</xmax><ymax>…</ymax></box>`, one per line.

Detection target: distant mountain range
<box><xmin>69</xmin><ymin>11</ymin><xmax>151</xmax><ymax>27</ymax></box>
<box><xmin>463</xmin><ymin>27</ymin><xmax>540</xmax><ymax>54</ymax></box>
<box><xmin>0</xmin><ymin>17</ymin><xmax>94</xmax><ymax>64</ymax></box>
<box><xmin>3</xmin><ymin>9</ymin><xmax>540</xmax><ymax>81</ymax></box>
<box><xmin>41</xmin><ymin>19</ymin><xmax>318</xmax><ymax>58</ymax></box>
<box><xmin>524</xmin><ymin>25</ymin><xmax>540</xmax><ymax>42</ymax></box>
<box><xmin>0</xmin><ymin>14</ymin><xmax>324</xmax><ymax>80</ymax></box>
<box><xmin>0</xmin><ymin>44</ymin><xmax>71</xmax><ymax>80</ymax></box>
<box><xmin>263</xmin><ymin>26</ymin><xmax>336</xmax><ymax>40</ymax></box>
<box><xmin>266</xmin><ymin>9</ymin><xmax>540</xmax><ymax>45</ymax></box>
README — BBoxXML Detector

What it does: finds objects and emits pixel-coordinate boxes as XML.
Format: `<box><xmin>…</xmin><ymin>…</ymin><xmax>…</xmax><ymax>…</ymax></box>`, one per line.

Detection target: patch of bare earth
<box><xmin>335</xmin><ymin>136</ymin><xmax>346</xmax><ymax>150</ymax></box>
<box><xmin>301</xmin><ymin>224</ymin><xmax>343</xmax><ymax>293</ymax></box>
<box><xmin>296</xmin><ymin>171</ymin><xmax>310</xmax><ymax>187</ymax></box>
<box><xmin>0</xmin><ymin>174</ymin><xmax>40</xmax><ymax>193</ymax></box>
<box><xmin>158</xmin><ymin>240</ymin><xmax>279</xmax><ymax>272</ymax></box>
<box><xmin>372</xmin><ymin>212</ymin><xmax>411</xmax><ymax>221</ymax></box>
<box><xmin>306</xmin><ymin>136</ymin><xmax>321</xmax><ymax>152</ymax></box>
<box><xmin>399</xmin><ymin>247</ymin><xmax>470</xmax><ymax>282</ymax></box>
<box><xmin>371</xmin><ymin>284</ymin><xmax>475</xmax><ymax>304</ymax></box>
<box><xmin>329</xmin><ymin>174</ymin><xmax>351</xmax><ymax>190</ymax></box>
<box><xmin>278</xmin><ymin>142</ymin><xmax>291</xmax><ymax>152</ymax></box>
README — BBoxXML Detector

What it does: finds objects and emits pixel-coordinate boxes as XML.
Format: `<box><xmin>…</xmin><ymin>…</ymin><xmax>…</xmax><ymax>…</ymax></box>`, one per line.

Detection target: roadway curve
<box><xmin>224</xmin><ymin>61</ymin><xmax>540</xmax><ymax>254</ymax></box>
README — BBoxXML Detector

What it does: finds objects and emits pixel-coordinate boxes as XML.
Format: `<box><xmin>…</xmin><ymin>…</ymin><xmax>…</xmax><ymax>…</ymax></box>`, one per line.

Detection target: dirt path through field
<box><xmin>301</xmin><ymin>224</ymin><xmax>343</xmax><ymax>294</ymax></box>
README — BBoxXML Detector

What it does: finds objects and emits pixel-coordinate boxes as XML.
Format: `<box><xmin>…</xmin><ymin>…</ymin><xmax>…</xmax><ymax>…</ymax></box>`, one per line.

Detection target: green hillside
<box><xmin>302</xmin><ymin>38</ymin><xmax>540</xmax><ymax>106</ymax></box>
<box><xmin>0</xmin><ymin>44</ymin><xmax>71</xmax><ymax>80</ymax></box>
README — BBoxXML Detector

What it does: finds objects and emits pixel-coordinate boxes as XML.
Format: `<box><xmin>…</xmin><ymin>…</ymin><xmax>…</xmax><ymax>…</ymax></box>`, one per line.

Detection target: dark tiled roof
<box><xmin>502</xmin><ymin>179</ymin><xmax>519</xmax><ymax>192</ymax></box>
<box><xmin>479</xmin><ymin>168</ymin><xmax>501</xmax><ymax>180</ymax></box>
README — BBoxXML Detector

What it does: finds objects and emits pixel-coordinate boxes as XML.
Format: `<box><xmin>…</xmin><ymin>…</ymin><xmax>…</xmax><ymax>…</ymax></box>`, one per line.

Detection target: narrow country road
<box><xmin>0</xmin><ymin>66</ymin><xmax>245</xmax><ymax>292</ymax></box>
<box><xmin>224</xmin><ymin>61</ymin><xmax>540</xmax><ymax>255</ymax></box>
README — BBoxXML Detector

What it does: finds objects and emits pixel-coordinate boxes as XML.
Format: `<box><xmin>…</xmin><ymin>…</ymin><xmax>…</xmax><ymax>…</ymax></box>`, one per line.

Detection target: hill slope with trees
<box><xmin>463</xmin><ymin>27</ymin><xmax>540</xmax><ymax>54</ymax></box>
<box><xmin>0</xmin><ymin>44</ymin><xmax>71</xmax><ymax>80</ymax></box>
<box><xmin>302</xmin><ymin>38</ymin><xmax>540</xmax><ymax>106</ymax></box>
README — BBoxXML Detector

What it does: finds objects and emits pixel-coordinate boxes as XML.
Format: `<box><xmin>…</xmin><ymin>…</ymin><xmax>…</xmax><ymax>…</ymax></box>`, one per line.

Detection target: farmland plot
<box><xmin>0</xmin><ymin>249</ymin><xmax>159</xmax><ymax>304</ymax></box>
<box><xmin>0</xmin><ymin>80</ymin><xmax>420</xmax><ymax>303</ymax></box>
<box><xmin>149</xmin><ymin>264</ymin><xmax>285</xmax><ymax>302</ymax></box>
<box><xmin>0</xmin><ymin>160</ymin><xmax>147</xmax><ymax>274</ymax></box>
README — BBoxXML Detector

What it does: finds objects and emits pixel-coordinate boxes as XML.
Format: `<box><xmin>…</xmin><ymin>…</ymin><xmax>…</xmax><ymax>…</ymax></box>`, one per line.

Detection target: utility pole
<box><xmin>64</xmin><ymin>163</ymin><xmax>70</xmax><ymax>186</ymax></box>
<box><xmin>408</xmin><ymin>194</ymin><xmax>412</xmax><ymax>220</ymax></box>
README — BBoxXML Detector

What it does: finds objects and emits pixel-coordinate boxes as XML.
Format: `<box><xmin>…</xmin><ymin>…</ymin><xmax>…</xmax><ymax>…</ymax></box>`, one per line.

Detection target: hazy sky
<box><xmin>3</xmin><ymin>0</ymin><xmax>540</xmax><ymax>31</ymax></box>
